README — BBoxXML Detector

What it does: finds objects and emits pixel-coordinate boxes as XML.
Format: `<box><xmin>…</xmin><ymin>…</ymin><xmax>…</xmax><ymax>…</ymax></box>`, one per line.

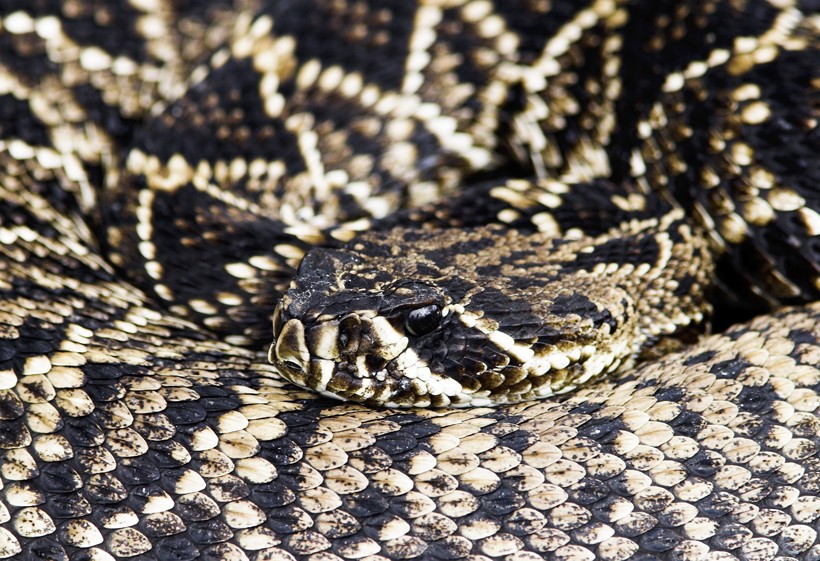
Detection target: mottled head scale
<box><xmin>271</xmin><ymin>215</ymin><xmax>712</xmax><ymax>407</ymax></box>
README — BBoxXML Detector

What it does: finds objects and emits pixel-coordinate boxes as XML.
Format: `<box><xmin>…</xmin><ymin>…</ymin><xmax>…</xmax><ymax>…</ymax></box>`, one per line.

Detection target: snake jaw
<box><xmin>271</xmin><ymin>305</ymin><xmax>464</xmax><ymax>406</ymax></box>
<box><xmin>270</xmin><ymin>295</ymin><xmax>487</xmax><ymax>407</ymax></box>
<box><xmin>270</xmin><ymin>249</ymin><xmax>481</xmax><ymax>405</ymax></box>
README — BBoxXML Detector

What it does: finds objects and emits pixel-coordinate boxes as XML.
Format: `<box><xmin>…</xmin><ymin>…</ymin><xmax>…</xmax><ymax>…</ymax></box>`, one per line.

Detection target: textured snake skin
<box><xmin>0</xmin><ymin>1</ymin><xmax>818</xmax><ymax>560</ymax></box>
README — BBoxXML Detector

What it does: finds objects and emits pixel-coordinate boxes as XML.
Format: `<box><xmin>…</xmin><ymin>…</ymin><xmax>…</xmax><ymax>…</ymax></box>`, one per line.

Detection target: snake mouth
<box><xmin>270</xmin><ymin>310</ymin><xmax>474</xmax><ymax>407</ymax></box>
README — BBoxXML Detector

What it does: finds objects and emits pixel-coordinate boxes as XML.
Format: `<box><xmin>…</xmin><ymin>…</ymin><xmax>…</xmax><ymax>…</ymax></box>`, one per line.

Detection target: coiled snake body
<box><xmin>0</xmin><ymin>1</ymin><xmax>819</xmax><ymax>560</ymax></box>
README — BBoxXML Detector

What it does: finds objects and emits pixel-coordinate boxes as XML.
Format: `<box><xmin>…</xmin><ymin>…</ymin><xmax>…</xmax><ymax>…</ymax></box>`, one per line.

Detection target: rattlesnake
<box><xmin>0</xmin><ymin>1</ymin><xmax>818</xmax><ymax>560</ymax></box>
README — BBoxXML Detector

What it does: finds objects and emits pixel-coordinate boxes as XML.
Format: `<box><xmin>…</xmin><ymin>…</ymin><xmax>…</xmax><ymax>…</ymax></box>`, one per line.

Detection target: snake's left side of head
<box><xmin>269</xmin><ymin>213</ymin><xmax>713</xmax><ymax>407</ymax></box>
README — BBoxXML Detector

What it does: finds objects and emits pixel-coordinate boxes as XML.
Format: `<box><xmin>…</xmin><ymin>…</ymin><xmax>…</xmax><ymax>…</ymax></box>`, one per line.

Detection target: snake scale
<box><xmin>1</xmin><ymin>0</ymin><xmax>819</xmax><ymax>560</ymax></box>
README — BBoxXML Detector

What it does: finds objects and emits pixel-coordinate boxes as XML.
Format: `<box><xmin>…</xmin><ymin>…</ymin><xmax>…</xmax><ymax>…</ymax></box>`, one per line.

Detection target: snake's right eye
<box><xmin>405</xmin><ymin>304</ymin><xmax>442</xmax><ymax>337</ymax></box>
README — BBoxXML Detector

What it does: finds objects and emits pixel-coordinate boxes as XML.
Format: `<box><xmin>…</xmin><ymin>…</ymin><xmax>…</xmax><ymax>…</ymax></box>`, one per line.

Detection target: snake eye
<box><xmin>405</xmin><ymin>304</ymin><xmax>442</xmax><ymax>337</ymax></box>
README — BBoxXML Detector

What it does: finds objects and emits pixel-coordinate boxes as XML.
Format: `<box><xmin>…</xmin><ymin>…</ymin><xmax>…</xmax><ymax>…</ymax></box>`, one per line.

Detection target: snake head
<box><xmin>270</xmin><ymin>245</ymin><xmax>459</xmax><ymax>406</ymax></box>
<box><xmin>269</xmin><ymin>222</ymin><xmax>708</xmax><ymax>407</ymax></box>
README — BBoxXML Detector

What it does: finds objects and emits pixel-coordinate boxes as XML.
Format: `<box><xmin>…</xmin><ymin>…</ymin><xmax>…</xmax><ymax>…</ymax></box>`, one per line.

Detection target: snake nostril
<box><xmin>282</xmin><ymin>359</ymin><xmax>304</xmax><ymax>373</ymax></box>
<box><xmin>271</xmin><ymin>319</ymin><xmax>310</xmax><ymax>377</ymax></box>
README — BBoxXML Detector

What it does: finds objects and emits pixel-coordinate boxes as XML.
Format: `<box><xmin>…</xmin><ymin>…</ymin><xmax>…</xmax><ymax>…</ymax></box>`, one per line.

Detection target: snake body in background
<box><xmin>0</xmin><ymin>0</ymin><xmax>819</xmax><ymax>560</ymax></box>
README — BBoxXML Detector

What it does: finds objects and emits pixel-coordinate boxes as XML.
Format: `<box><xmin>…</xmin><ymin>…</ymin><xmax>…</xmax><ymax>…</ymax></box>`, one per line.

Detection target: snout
<box><xmin>269</xmin><ymin>304</ymin><xmax>414</xmax><ymax>404</ymax></box>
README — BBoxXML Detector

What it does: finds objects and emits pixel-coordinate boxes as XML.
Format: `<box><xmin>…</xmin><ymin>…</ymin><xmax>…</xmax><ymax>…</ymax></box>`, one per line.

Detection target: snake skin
<box><xmin>0</xmin><ymin>1</ymin><xmax>819</xmax><ymax>560</ymax></box>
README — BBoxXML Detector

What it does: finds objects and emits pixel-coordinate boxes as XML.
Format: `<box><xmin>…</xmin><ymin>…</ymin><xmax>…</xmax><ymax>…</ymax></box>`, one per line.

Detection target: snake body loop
<box><xmin>0</xmin><ymin>1</ymin><xmax>818</xmax><ymax>560</ymax></box>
